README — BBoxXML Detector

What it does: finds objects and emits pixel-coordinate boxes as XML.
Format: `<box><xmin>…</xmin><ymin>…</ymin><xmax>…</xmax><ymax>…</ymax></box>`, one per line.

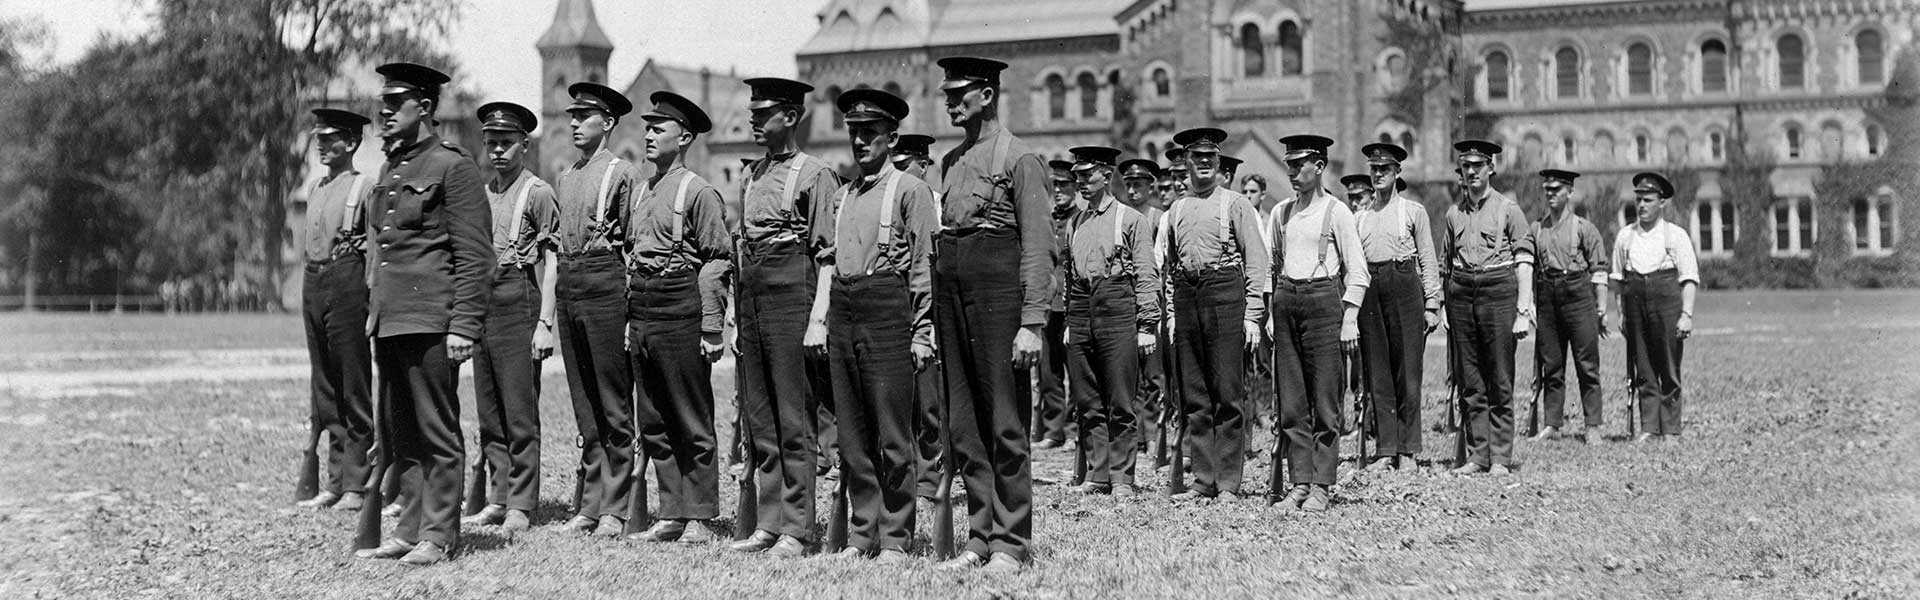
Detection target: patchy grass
<box><xmin>0</xmin><ymin>290</ymin><xmax>1916</xmax><ymax>599</ymax></box>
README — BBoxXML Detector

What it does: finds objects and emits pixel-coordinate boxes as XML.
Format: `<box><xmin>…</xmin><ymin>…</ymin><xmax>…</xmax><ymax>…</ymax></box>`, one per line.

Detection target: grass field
<box><xmin>1</xmin><ymin>290</ymin><xmax>1916</xmax><ymax>599</ymax></box>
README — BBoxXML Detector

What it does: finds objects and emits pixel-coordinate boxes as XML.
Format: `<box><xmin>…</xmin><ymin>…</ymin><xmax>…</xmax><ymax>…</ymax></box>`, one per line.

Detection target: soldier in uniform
<box><xmin>1529</xmin><ymin>169</ymin><xmax>1610</xmax><ymax>443</ymax></box>
<box><xmin>460</xmin><ymin>102</ymin><xmax>560</xmax><ymax>534</ymax></box>
<box><xmin>1439</xmin><ymin>140</ymin><xmax>1535</xmax><ymax>475</ymax></box>
<box><xmin>1161</xmin><ymin>127</ymin><xmax>1269</xmax><ymax>500</ymax></box>
<box><xmin>1610</xmin><ymin>172</ymin><xmax>1697</xmax><ymax>442</ymax></box>
<box><xmin>808</xmin><ymin>88</ymin><xmax>939</xmax><ymax>563</ymax></box>
<box><xmin>1351</xmin><ymin>143</ymin><xmax>1441</xmax><ymax>470</ymax></box>
<box><xmin>1265</xmin><ymin>135</ymin><xmax>1367</xmax><ymax>512</ymax></box>
<box><xmin>551</xmin><ymin>82</ymin><xmax>641</xmax><ymax>537</ymax></box>
<box><xmin>352</xmin><ymin>62</ymin><xmax>494</xmax><ymax>566</ymax></box>
<box><xmin>1117</xmin><ymin>158</ymin><xmax>1165</xmax><ymax>452</ymax></box>
<box><xmin>727</xmin><ymin>77</ymin><xmax>842</xmax><ymax>556</ymax></box>
<box><xmin>929</xmin><ymin>56</ymin><xmax>1055</xmax><ymax>572</ymax></box>
<box><xmin>1033</xmin><ymin>159</ymin><xmax>1076</xmax><ymax>451</ymax></box>
<box><xmin>1061</xmin><ymin>146</ymin><xmax>1160</xmax><ymax>496</ymax></box>
<box><xmin>893</xmin><ymin>134</ymin><xmax>939</xmax><ymax>186</ymax></box>
<box><xmin>296</xmin><ymin>108</ymin><xmax>375</xmax><ymax>512</ymax></box>
<box><xmin>1164</xmin><ymin>147</ymin><xmax>1190</xmax><ymax>199</ymax></box>
<box><xmin>893</xmin><ymin>132</ymin><xmax>947</xmax><ymax>503</ymax></box>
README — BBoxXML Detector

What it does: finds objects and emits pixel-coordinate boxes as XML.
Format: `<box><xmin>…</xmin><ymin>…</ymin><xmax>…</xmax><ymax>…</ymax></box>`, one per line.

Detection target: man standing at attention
<box><xmin>1439</xmin><ymin>140</ymin><xmax>1534</xmax><ymax>476</ymax></box>
<box><xmin>1530</xmin><ymin>169</ymin><xmax>1609</xmax><ymax>443</ymax></box>
<box><xmin>1351</xmin><ymin>143</ymin><xmax>1441</xmax><ymax>470</ymax></box>
<box><xmin>296</xmin><ymin>108</ymin><xmax>376</xmax><ymax>513</ymax></box>
<box><xmin>1611</xmin><ymin>172</ymin><xmax>1697</xmax><ymax>442</ymax></box>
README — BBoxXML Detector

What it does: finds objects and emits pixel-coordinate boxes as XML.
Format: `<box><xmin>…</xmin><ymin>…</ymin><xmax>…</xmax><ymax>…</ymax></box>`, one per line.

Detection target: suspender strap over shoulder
<box><xmin>341</xmin><ymin>174</ymin><xmax>368</xmax><ymax>232</ymax></box>
<box><xmin>669</xmin><ymin>171</ymin><xmax>695</xmax><ymax>242</ymax></box>
<box><xmin>594</xmin><ymin>157</ymin><xmax>621</xmax><ymax>221</ymax></box>
<box><xmin>504</xmin><ymin>176</ymin><xmax>536</xmax><ymax>245</ymax></box>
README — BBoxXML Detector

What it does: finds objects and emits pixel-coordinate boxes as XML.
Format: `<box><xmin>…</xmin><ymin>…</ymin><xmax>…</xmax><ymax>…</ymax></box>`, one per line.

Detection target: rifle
<box><xmin>930</xmin><ymin>351</ymin><xmax>955</xmax><ymax>560</ymax></box>
<box><xmin>826</xmin><ymin>455</ymin><xmax>848</xmax><ymax>552</ymax></box>
<box><xmin>1165</xmin><ymin>336</ymin><xmax>1188</xmax><ymax>496</ymax></box>
<box><xmin>1266</xmin><ymin>352</ymin><xmax>1286</xmax><ymax>503</ymax></box>
<box><xmin>1351</xmin><ymin>347</ymin><xmax>1372</xmax><ymax>464</ymax></box>
<box><xmin>733</xmin><ymin>411</ymin><xmax>758</xmax><ymax>540</ymax></box>
<box><xmin>353</xmin><ymin>347</ymin><xmax>387</xmax><ymax>550</ymax></box>
<box><xmin>1447</xmin><ymin>337</ymin><xmax>1466</xmax><ymax>468</ymax></box>
<box><xmin>462</xmin><ymin>456</ymin><xmax>489</xmax><ymax>516</ymax></box>
<box><xmin>1527</xmin><ymin>372</ymin><xmax>1544</xmax><ymax>439</ymax></box>
<box><xmin>1624</xmin><ymin>334</ymin><xmax>1640</xmax><ymax>439</ymax></box>
<box><xmin>295</xmin><ymin>418</ymin><xmax>322</xmax><ymax>501</ymax></box>
<box><xmin>1071</xmin><ymin>436</ymin><xmax>1087</xmax><ymax>487</ymax></box>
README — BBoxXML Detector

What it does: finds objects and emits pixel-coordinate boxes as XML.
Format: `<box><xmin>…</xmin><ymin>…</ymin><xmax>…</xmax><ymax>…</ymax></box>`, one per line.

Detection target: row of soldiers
<box><xmin>293</xmin><ymin>57</ymin><xmax>1700</xmax><ymax>569</ymax></box>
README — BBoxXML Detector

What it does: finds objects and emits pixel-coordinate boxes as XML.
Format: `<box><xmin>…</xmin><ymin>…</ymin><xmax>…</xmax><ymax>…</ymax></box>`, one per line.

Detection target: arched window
<box><xmin>1045</xmin><ymin>73</ymin><xmax>1068</xmax><ymax>121</ymax></box>
<box><xmin>1278</xmin><ymin>21</ymin><xmax>1303</xmax><ymax>75</ymax></box>
<box><xmin>1399</xmin><ymin>131</ymin><xmax>1416</xmax><ymax>160</ymax></box>
<box><xmin>1857</xmin><ymin>29</ymin><xmax>1884</xmax><ymax>85</ymax></box>
<box><xmin>1701</xmin><ymin>39</ymin><xmax>1728</xmax><ymax>93</ymax></box>
<box><xmin>1784</xmin><ymin>124</ymin><xmax>1803</xmax><ymax>159</ymax></box>
<box><xmin>1555</xmin><ymin>46</ymin><xmax>1581</xmax><ymax>99</ymax></box>
<box><xmin>1240</xmin><ymin>23</ymin><xmax>1266</xmax><ymax>77</ymax></box>
<box><xmin>1635</xmin><ymin>133</ymin><xmax>1651</xmax><ymax>163</ymax></box>
<box><xmin>1593</xmin><ymin>130</ymin><xmax>1616</xmax><ymax>162</ymax></box>
<box><xmin>1486</xmin><ymin>50</ymin><xmax>1511</xmax><ymax>100</ymax></box>
<box><xmin>1867</xmin><ymin>124</ymin><xmax>1885</xmax><ymax>156</ymax></box>
<box><xmin>1107</xmin><ymin>70</ymin><xmax>1124</xmax><ymax>119</ymax></box>
<box><xmin>882</xmin><ymin>81</ymin><xmax>903</xmax><ymax>98</ymax></box>
<box><xmin>1562</xmin><ymin>136</ymin><xmax>1577</xmax><ymax>163</ymax></box>
<box><xmin>1709</xmin><ymin>131</ymin><xmax>1725</xmax><ymax>161</ymax></box>
<box><xmin>1627</xmin><ymin>42</ymin><xmax>1654</xmax><ymax>96</ymax></box>
<box><xmin>825</xmin><ymin>85</ymin><xmax>844</xmax><ymax>130</ymax></box>
<box><xmin>1778</xmin><ymin>34</ymin><xmax>1805</xmax><ymax>89</ymax></box>
<box><xmin>1077</xmin><ymin>72</ymin><xmax>1100</xmax><ymax>119</ymax></box>
<box><xmin>1152</xmin><ymin>67</ymin><xmax>1171</xmax><ymax>97</ymax></box>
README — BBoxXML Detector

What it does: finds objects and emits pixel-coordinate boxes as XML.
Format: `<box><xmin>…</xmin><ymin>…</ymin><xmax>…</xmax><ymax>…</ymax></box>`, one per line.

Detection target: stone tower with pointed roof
<box><xmin>537</xmin><ymin>0</ymin><xmax>616</xmax><ymax>179</ymax></box>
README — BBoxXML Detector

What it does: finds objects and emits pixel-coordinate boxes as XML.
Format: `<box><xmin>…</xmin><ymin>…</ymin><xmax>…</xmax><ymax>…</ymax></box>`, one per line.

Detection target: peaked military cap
<box><xmin>744</xmin><ymin>77</ymin><xmax>814</xmax><ymax>110</ymax></box>
<box><xmin>1219</xmin><ymin>154</ymin><xmax>1243</xmax><ymax>175</ymax></box>
<box><xmin>1633</xmin><ymin>172</ymin><xmax>1675</xmax><ymax>198</ymax></box>
<box><xmin>1164</xmin><ymin>146</ymin><xmax>1187</xmax><ymax>162</ymax></box>
<box><xmin>1340</xmin><ymin>174</ymin><xmax>1374</xmax><ymax>190</ymax></box>
<box><xmin>1119</xmin><ymin>158</ymin><xmax>1159</xmax><ymax>180</ymax></box>
<box><xmin>476</xmin><ymin>101</ymin><xmax>537</xmax><ymax>134</ymax></box>
<box><xmin>836</xmin><ymin>88</ymin><xmax>909</xmax><ymax>125</ymax></box>
<box><xmin>376</xmin><ymin>62</ymin><xmax>451</xmax><ymax>97</ymax></box>
<box><xmin>1454</xmin><ymin>139</ymin><xmax>1504</xmax><ymax>164</ymax></box>
<box><xmin>1280</xmin><ymin>134</ymin><xmax>1335</xmax><ymax>162</ymax></box>
<box><xmin>1173</xmin><ymin>127</ymin><xmax>1228</xmax><ymax>153</ymax></box>
<box><xmin>566</xmin><ymin>82</ymin><xmax>634</xmax><ymax>117</ymax></box>
<box><xmin>1048</xmin><ymin>159</ymin><xmax>1075</xmax><ymax>176</ymax></box>
<box><xmin>1539</xmin><ymin>169</ymin><xmax>1581</xmax><ymax>187</ymax></box>
<box><xmin>1362</xmin><ymin>142</ymin><xmax>1408</xmax><ymax>165</ymax></box>
<box><xmin>1070</xmin><ymin>146</ymin><xmax>1122</xmax><ymax>172</ymax></box>
<box><xmin>311</xmin><ymin>108</ymin><xmax>371</xmax><ymax>136</ymax></box>
<box><xmin>642</xmin><ymin>91</ymin><xmax>713</xmax><ymax>134</ymax></box>
<box><xmin>894</xmin><ymin>134</ymin><xmax>935</xmax><ymax>158</ymax></box>
<box><xmin>938</xmin><ymin>56</ymin><xmax>1009</xmax><ymax>90</ymax></box>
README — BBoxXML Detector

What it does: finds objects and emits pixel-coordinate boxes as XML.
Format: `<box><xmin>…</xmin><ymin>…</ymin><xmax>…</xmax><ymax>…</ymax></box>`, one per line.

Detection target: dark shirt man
<box><xmin>1529</xmin><ymin>169</ymin><xmax>1609</xmax><ymax>443</ymax></box>
<box><xmin>1439</xmin><ymin>140</ymin><xmax>1536</xmax><ymax>475</ymax></box>
<box><xmin>295</xmin><ymin>108</ymin><xmax>376</xmax><ymax>513</ymax></box>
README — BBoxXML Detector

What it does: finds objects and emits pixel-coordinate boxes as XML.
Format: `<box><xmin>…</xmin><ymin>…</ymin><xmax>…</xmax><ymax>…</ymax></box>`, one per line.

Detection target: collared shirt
<box><xmin>303</xmin><ymin>170</ymin><xmax>371</xmax><ymax>263</ymax></box>
<box><xmin>1440</xmin><ymin>188</ymin><xmax>1535</xmax><ymax>273</ymax></box>
<box><xmin>814</xmin><ymin>163</ymin><xmax>940</xmax><ymax>349</ymax></box>
<box><xmin>1610</xmin><ymin>219</ymin><xmax>1699</xmax><ymax>285</ymax></box>
<box><xmin>741</xmin><ymin>151</ymin><xmax>840</xmax><ymax>246</ymax></box>
<box><xmin>1160</xmin><ymin>186</ymin><xmax>1271</xmax><ymax>324</ymax></box>
<box><xmin>1270</xmin><ymin>190</ymin><xmax>1370</xmax><ymax>306</ymax></box>
<box><xmin>1533</xmin><ymin>211</ymin><xmax>1609</xmax><ymax>285</ymax></box>
<box><xmin>1066</xmin><ymin>193</ymin><xmax>1162</xmax><ymax>328</ymax></box>
<box><xmin>1355</xmin><ymin>194</ymin><xmax>1442</xmax><ymax>309</ymax></box>
<box><xmin>935</xmin><ymin>125</ymin><xmax>1057</xmax><ymax>326</ymax></box>
<box><xmin>627</xmin><ymin>164</ymin><xmax>734</xmax><ymax>333</ymax></box>
<box><xmin>553</xmin><ymin>148</ymin><xmax>638</xmax><ymax>253</ymax></box>
<box><xmin>487</xmin><ymin>169</ymin><xmax>560</xmax><ymax>269</ymax></box>
<box><xmin>365</xmin><ymin>134</ymin><xmax>494</xmax><ymax>340</ymax></box>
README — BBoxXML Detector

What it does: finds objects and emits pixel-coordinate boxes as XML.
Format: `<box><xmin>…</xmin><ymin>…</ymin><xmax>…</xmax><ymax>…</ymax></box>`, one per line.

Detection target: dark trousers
<box><xmin>1359</xmin><ymin>260</ymin><xmax>1426</xmax><ymax>456</ymax></box>
<box><xmin>628</xmin><ymin>271</ymin><xmax>717</xmax><ymax>520</ymax></box>
<box><xmin>1134</xmin><ymin>324</ymin><xmax>1165</xmax><ymax>453</ymax></box>
<box><xmin>376</xmin><ymin>333</ymin><xmax>464</xmax><ymax>547</ymax></box>
<box><xmin>1031</xmin><ymin>311</ymin><xmax>1069</xmax><ymax>443</ymax></box>
<box><xmin>1066</xmin><ymin>277</ymin><xmax>1141</xmax><ymax>486</ymax></box>
<box><xmin>735</xmin><ymin>242</ymin><xmax>818</xmax><ymax>540</ymax></box>
<box><xmin>933</xmin><ymin>228</ymin><xmax>1032</xmax><ymax>559</ymax></box>
<box><xmin>913</xmin><ymin>366</ymin><xmax>943</xmax><ymax>500</ymax></box>
<box><xmin>1272</xmin><ymin>277</ymin><xmax>1344</xmax><ymax>486</ymax></box>
<box><xmin>472</xmin><ymin>267</ymin><xmax>543</xmax><ymax>511</ymax></box>
<box><xmin>1445</xmin><ymin>269</ymin><xmax>1519</xmax><ymax>467</ymax></box>
<box><xmin>1621</xmin><ymin>270</ymin><xmax>1684</xmax><ymax>434</ymax></box>
<box><xmin>1535</xmin><ymin>273</ymin><xmax>1603</xmax><ymax>428</ymax></box>
<box><xmin>828</xmin><ymin>272</ymin><xmax>918</xmax><ymax>552</ymax></box>
<box><xmin>1171</xmin><ymin>267</ymin><xmax>1248</xmax><ymax>495</ymax></box>
<box><xmin>302</xmin><ymin>255</ymin><xmax>372</xmax><ymax>495</ymax></box>
<box><xmin>556</xmin><ymin>251</ymin><xmax>633</xmax><ymax>518</ymax></box>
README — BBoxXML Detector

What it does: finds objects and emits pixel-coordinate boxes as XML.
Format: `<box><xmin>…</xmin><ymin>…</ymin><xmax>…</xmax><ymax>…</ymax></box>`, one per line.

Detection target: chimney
<box><xmin>700</xmin><ymin>66</ymin><xmax>713</xmax><ymax>110</ymax></box>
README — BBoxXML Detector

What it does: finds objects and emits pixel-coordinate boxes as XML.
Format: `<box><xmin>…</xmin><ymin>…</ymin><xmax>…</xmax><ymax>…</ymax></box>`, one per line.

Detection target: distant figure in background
<box><xmin>1033</xmin><ymin>159</ymin><xmax>1077</xmax><ymax>451</ymax></box>
<box><xmin>1610</xmin><ymin>172</ymin><xmax>1697</xmax><ymax>443</ymax></box>
<box><xmin>1529</xmin><ymin>169</ymin><xmax>1609</xmax><ymax>444</ymax></box>
<box><xmin>295</xmin><ymin>107</ymin><xmax>376</xmax><ymax>513</ymax></box>
<box><xmin>1117</xmin><ymin>158</ymin><xmax>1166</xmax><ymax>452</ymax></box>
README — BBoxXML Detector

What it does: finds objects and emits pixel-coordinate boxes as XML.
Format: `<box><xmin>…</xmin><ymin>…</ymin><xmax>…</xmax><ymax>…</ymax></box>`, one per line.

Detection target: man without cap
<box><xmin>929</xmin><ymin>56</ymin><xmax>1056</xmax><ymax>572</ymax></box>
<box><xmin>1032</xmin><ymin>159</ymin><xmax>1078</xmax><ymax>452</ymax></box>
<box><xmin>1530</xmin><ymin>169</ymin><xmax>1610</xmax><ymax>444</ymax></box>
<box><xmin>1266</xmin><ymin>135</ymin><xmax>1367</xmax><ymax>512</ymax></box>
<box><xmin>550</xmin><ymin>82</ymin><xmax>642</xmax><ymax>537</ymax></box>
<box><xmin>1062</xmin><ymin>146</ymin><xmax>1161</xmax><ymax>496</ymax></box>
<box><xmin>1117</xmin><ymin>158</ymin><xmax>1167</xmax><ymax>454</ymax></box>
<box><xmin>1439</xmin><ymin>140</ymin><xmax>1535</xmax><ymax>475</ymax></box>
<box><xmin>352</xmin><ymin>62</ymin><xmax>494</xmax><ymax>566</ymax></box>
<box><xmin>1349</xmin><ymin>143</ymin><xmax>1441</xmax><ymax>470</ymax></box>
<box><xmin>1610</xmin><ymin>172</ymin><xmax>1697</xmax><ymax>442</ymax></box>
<box><xmin>296</xmin><ymin>108</ymin><xmax>376</xmax><ymax>512</ymax></box>
<box><xmin>807</xmin><ymin>88</ymin><xmax>940</xmax><ymax>563</ymax></box>
<box><xmin>623</xmin><ymin>91</ymin><xmax>734</xmax><ymax>544</ymax></box>
<box><xmin>727</xmin><ymin>77</ymin><xmax>842</xmax><ymax>556</ymax></box>
<box><xmin>460</xmin><ymin>102</ymin><xmax>560</xmax><ymax>534</ymax></box>
<box><xmin>1161</xmin><ymin>127</ymin><xmax>1270</xmax><ymax>500</ymax></box>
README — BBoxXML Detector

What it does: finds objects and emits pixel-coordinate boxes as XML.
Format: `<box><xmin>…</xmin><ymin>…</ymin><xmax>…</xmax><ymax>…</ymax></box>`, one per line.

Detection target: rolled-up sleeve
<box><xmin>1505</xmin><ymin>200</ymin><xmax>1535</xmax><ymax>265</ymax></box>
<box><xmin>689</xmin><ymin>186</ymin><xmax>734</xmax><ymax>334</ymax></box>
<box><xmin>1581</xmin><ymin>219</ymin><xmax>1609</xmax><ymax>285</ymax></box>
<box><xmin>1670</xmin><ymin>223</ymin><xmax>1700</xmax><ymax>285</ymax></box>
<box><xmin>1129</xmin><ymin>210</ymin><xmax>1161</xmax><ymax>330</ymax></box>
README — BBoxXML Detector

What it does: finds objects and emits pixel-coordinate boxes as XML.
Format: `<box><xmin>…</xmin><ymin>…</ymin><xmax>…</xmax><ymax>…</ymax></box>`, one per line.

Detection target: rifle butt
<box><xmin>462</xmin><ymin>460</ymin><xmax>488</xmax><ymax>516</ymax></box>
<box><xmin>624</xmin><ymin>456</ymin><xmax>651</xmax><ymax>535</ymax></box>
<box><xmin>353</xmin><ymin>460</ymin><xmax>387</xmax><ymax>550</ymax></box>
<box><xmin>928</xmin><ymin>475</ymin><xmax>951</xmax><ymax>559</ymax></box>
<box><xmin>828</xmin><ymin>475</ymin><xmax>851</xmax><ymax>553</ymax></box>
<box><xmin>296</xmin><ymin>424</ymin><xmax>322</xmax><ymax>501</ymax></box>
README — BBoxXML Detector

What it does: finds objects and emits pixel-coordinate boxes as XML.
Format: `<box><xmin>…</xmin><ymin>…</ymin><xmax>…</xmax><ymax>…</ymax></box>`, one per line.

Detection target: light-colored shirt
<box><xmin>302</xmin><ymin>170</ymin><xmax>371</xmax><ymax>263</ymax></box>
<box><xmin>1355</xmin><ymin>194</ymin><xmax>1442</xmax><ymax>309</ymax></box>
<box><xmin>1609</xmin><ymin>219</ymin><xmax>1699</xmax><ymax>285</ymax></box>
<box><xmin>626</xmin><ymin>165</ymin><xmax>733</xmax><ymax>333</ymax></box>
<box><xmin>816</xmin><ymin>164</ymin><xmax>939</xmax><ymax>349</ymax></box>
<box><xmin>742</xmin><ymin>151</ymin><xmax>839</xmax><ymax>246</ymax></box>
<box><xmin>1066</xmin><ymin>193</ymin><xmax>1162</xmax><ymax>328</ymax></box>
<box><xmin>1160</xmin><ymin>186</ymin><xmax>1270</xmax><ymax>325</ymax></box>
<box><xmin>935</xmin><ymin>125</ymin><xmax>1056</xmax><ymax>326</ymax></box>
<box><xmin>487</xmin><ymin>169</ymin><xmax>560</xmax><ymax>269</ymax></box>
<box><xmin>1532</xmin><ymin>211</ymin><xmax>1609</xmax><ymax>285</ymax></box>
<box><xmin>1270</xmin><ymin>191</ymin><xmax>1370</xmax><ymax>307</ymax></box>
<box><xmin>553</xmin><ymin>148</ymin><xmax>637</xmax><ymax>253</ymax></box>
<box><xmin>1440</xmin><ymin>188</ymin><xmax>1535</xmax><ymax>273</ymax></box>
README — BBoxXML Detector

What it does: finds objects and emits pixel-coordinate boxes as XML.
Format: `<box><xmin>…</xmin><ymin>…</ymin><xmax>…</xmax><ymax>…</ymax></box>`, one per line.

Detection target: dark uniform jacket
<box><xmin>365</xmin><ymin>134</ymin><xmax>496</xmax><ymax>340</ymax></box>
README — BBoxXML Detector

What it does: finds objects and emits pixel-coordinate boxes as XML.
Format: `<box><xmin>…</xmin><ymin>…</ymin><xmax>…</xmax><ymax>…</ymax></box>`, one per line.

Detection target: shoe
<box><xmin>1449</xmin><ymin>462</ymin><xmax>1487</xmax><ymax>475</ymax></box>
<box><xmin>768</xmin><ymin>535</ymin><xmax>807</xmax><ymax>558</ymax></box>
<box><xmin>381</xmin><ymin>502</ymin><xmax>404</xmax><ymax>518</ymax></box>
<box><xmin>1664</xmin><ymin>433</ymin><xmax>1683</xmax><ymax>442</ymax></box>
<box><xmin>1529</xmin><ymin>426</ymin><xmax>1560</xmax><ymax>442</ymax></box>
<box><xmin>353</xmin><ymin>538</ymin><xmax>414</xmax><ymax>560</ymax></box>
<box><xmin>1301</xmin><ymin>485</ymin><xmax>1329</xmax><ymax>513</ymax></box>
<box><xmin>592</xmin><ymin>515</ymin><xmax>625</xmax><ymax>538</ymax></box>
<box><xmin>560</xmin><ymin>514</ymin><xmax>597</xmax><ymax>534</ymax></box>
<box><xmin>1168</xmin><ymin>490</ymin><xmax>1213</xmax><ymax>502</ymax></box>
<box><xmin>874</xmin><ymin>548</ymin><xmax>912</xmax><ymax>565</ymax></box>
<box><xmin>398</xmin><ymin>541</ymin><xmax>449</xmax><ymax>566</ymax></box>
<box><xmin>982</xmin><ymin>552</ymin><xmax>1023</xmax><ymax>573</ymax></box>
<box><xmin>679</xmin><ymin>520</ymin><xmax>717</xmax><ymax>544</ymax></box>
<box><xmin>1111</xmin><ymin>484</ymin><xmax>1139</xmax><ymax>497</ymax></box>
<box><xmin>1276</xmin><ymin>484</ymin><xmax>1309</xmax><ymax>509</ymax></box>
<box><xmin>1633</xmin><ymin>432</ymin><xmax>1655</xmax><ymax>444</ymax></box>
<box><xmin>332</xmin><ymin>492</ymin><xmax>365</xmax><ymax>512</ymax></box>
<box><xmin>824</xmin><ymin>546</ymin><xmax>866</xmax><ymax>560</ymax></box>
<box><xmin>935</xmin><ymin>551</ymin><xmax>985</xmax><ymax>571</ymax></box>
<box><xmin>728</xmin><ymin>529</ymin><xmax>779</xmax><ymax>553</ymax></box>
<box><xmin>626</xmin><ymin>519</ymin><xmax>685</xmax><ymax>543</ymax></box>
<box><xmin>1069</xmin><ymin>482</ymin><xmax>1111</xmax><ymax>495</ymax></box>
<box><xmin>461</xmin><ymin>504</ymin><xmax>507</xmax><ymax>528</ymax></box>
<box><xmin>1035</xmin><ymin>438</ymin><xmax>1064</xmax><ymax>450</ymax></box>
<box><xmin>1365</xmin><ymin>456</ymin><xmax>1396</xmax><ymax>472</ymax></box>
<box><xmin>1489</xmin><ymin>464</ymin><xmax>1512</xmax><ymax>476</ymax></box>
<box><xmin>501</xmin><ymin>509</ymin><xmax>531</xmax><ymax>534</ymax></box>
<box><xmin>296</xmin><ymin>491</ymin><xmax>339</xmax><ymax>509</ymax></box>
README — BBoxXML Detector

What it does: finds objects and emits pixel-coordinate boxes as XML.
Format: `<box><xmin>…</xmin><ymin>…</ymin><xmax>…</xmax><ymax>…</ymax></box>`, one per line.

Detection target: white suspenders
<box><xmin>834</xmin><ymin>170</ymin><xmax>903</xmax><ymax>276</ymax></box>
<box><xmin>340</xmin><ymin>173</ymin><xmax>367</xmax><ymax>233</ymax></box>
<box><xmin>503</xmin><ymin>176</ymin><xmax>536</xmax><ymax>245</ymax></box>
<box><xmin>1272</xmin><ymin>195</ymin><xmax>1337</xmax><ymax>279</ymax></box>
<box><xmin>669</xmin><ymin>171</ymin><xmax>695</xmax><ymax>242</ymax></box>
<box><xmin>1068</xmin><ymin>202</ymin><xmax>1130</xmax><ymax>278</ymax></box>
<box><xmin>594</xmin><ymin>156</ymin><xmax>621</xmax><ymax>222</ymax></box>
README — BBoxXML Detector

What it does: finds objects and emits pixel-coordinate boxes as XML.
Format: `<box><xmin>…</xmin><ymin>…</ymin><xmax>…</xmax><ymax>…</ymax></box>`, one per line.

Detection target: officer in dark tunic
<box><xmin>1439</xmin><ymin>140</ymin><xmax>1535</xmax><ymax>476</ymax></box>
<box><xmin>296</xmin><ymin>108</ymin><xmax>375</xmax><ymax>512</ymax></box>
<box><xmin>1529</xmin><ymin>169</ymin><xmax>1610</xmax><ymax>443</ymax></box>
<box><xmin>1609</xmin><ymin>172</ymin><xmax>1698</xmax><ymax>442</ymax></box>
<box><xmin>352</xmin><ymin>62</ymin><xmax>494</xmax><ymax>566</ymax></box>
<box><xmin>929</xmin><ymin>56</ymin><xmax>1056</xmax><ymax>572</ymax></box>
